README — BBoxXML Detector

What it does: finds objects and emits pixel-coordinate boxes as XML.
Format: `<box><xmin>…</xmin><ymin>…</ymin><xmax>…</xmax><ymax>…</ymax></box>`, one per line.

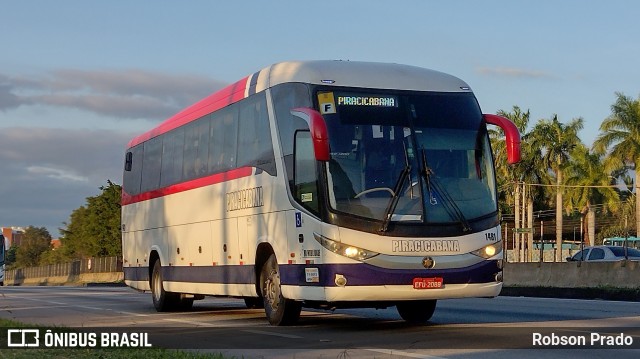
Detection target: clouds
<box><xmin>0</xmin><ymin>68</ymin><xmax>229</xmax><ymax>234</ymax></box>
<box><xmin>0</xmin><ymin>127</ymin><xmax>130</xmax><ymax>233</ymax></box>
<box><xmin>0</xmin><ymin>127</ymin><xmax>131</xmax><ymax>176</ymax></box>
<box><xmin>0</xmin><ymin>69</ymin><xmax>227</xmax><ymax>120</ymax></box>
<box><xmin>0</xmin><ymin>127</ymin><xmax>136</xmax><ymax>234</ymax></box>
<box><xmin>27</xmin><ymin>166</ymin><xmax>89</xmax><ymax>183</ymax></box>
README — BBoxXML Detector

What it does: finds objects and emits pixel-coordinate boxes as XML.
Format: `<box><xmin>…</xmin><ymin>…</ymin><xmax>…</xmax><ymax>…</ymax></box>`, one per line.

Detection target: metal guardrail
<box><xmin>5</xmin><ymin>256</ymin><xmax>122</xmax><ymax>282</ymax></box>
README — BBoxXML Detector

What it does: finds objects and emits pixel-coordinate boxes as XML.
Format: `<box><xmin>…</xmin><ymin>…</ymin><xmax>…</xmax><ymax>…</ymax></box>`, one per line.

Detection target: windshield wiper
<box><xmin>420</xmin><ymin>149</ymin><xmax>471</xmax><ymax>232</ymax></box>
<box><xmin>379</xmin><ymin>164</ymin><xmax>411</xmax><ymax>232</ymax></box>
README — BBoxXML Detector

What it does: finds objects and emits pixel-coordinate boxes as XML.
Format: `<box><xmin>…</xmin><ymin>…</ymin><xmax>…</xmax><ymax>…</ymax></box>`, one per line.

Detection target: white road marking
<box><xmin>162</xmin><ymin>318</ymin><xmax>225</xmax><ymax>328</ymax></box>
<box><xmin>0</xmin><ymin>305</ymin><xmax>72</xmax><ymax>311</ymax></box>
<box><xmin>113</xmin><ymin>311</ymin><xmax>150</xmax><ymax>317</ymax></box>
<box><xmin>77</xmin><ymin>306</ymin><xmax>105</xmax><ymax>311</ymax></box>
<box><xmin>365</xmin><ymin>348</ymin><xmax>449</xmax><ymax>359</ymax></box>
<box><xmin>241</xmin><ymin>329</ymin><xmax>303</xmax><ymax>339</ymax></box>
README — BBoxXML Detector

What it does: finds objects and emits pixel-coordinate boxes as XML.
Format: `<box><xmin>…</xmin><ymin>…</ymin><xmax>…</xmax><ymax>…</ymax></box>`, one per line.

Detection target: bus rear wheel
<box><xmin>396</xmin><ymin>300</ymin><xmax>437</xmax><ymax>323</ymax></box>
<box><xmin>260</xmin><ymin>254</ymin><xmax>301</xmax><ymax>326</ymax></box>
<box><xmin>151</xmin><ymin>260</ymin><xmax>193</xmax><ymax>311</ymax></box>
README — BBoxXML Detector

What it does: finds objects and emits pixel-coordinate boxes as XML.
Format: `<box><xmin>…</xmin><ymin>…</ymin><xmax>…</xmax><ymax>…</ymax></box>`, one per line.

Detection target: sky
<box><xmin>1</xmin><ymin>0</ymin><xmax>639</xmax><ymax>237</ymax></box>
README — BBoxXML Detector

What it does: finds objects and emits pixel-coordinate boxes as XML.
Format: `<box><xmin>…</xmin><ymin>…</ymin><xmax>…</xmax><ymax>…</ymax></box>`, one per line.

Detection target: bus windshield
<box><xmin>320</xmin><ymin>90</ymin><xmax>497</xmax><ymax>226</ymax></box>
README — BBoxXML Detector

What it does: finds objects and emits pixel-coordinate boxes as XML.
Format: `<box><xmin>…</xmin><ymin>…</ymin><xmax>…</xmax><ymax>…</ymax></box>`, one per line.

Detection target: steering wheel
<box><xmin>354</xmin><ymin>187</ymin><xmax>395</xmax><ymax>198</ymax></box>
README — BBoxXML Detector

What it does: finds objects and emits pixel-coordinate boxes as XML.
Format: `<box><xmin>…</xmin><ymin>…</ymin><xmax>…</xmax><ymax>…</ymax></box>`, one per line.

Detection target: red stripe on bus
<box><xmin>121</xmin><ymin>167</ymin><xmax>253</xmax><ymax>205</ymax></box>
<box><xmin>127</xmin><ymin>76</ymin><xmax>251</xmax><ymax>148</ymax></box>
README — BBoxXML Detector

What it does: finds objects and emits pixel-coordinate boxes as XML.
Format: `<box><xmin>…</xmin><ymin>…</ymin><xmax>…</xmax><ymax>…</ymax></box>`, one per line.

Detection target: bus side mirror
<box><xmin>290</xmin><ymin>108</ymin><xmax>330</xmax><ymax>161</ymax></box>
<box><xmin>484</xmin><ymin>114</ymin><xmax>521</xmax><ymax>164</ymax></box>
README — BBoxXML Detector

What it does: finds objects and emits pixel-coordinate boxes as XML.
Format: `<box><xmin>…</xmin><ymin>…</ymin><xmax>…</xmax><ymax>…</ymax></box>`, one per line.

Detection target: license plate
<box><xmin>412</xmin><ymin>277</ymin><xmax>443</xmax><ymax>289</ymax></box>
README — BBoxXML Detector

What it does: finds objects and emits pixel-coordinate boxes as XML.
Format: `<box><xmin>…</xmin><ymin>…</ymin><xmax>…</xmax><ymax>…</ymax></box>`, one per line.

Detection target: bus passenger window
<box><xmin>294</xmin><ymin>131</ymin><xmax>319</xmax><ymax>214</ymax></box>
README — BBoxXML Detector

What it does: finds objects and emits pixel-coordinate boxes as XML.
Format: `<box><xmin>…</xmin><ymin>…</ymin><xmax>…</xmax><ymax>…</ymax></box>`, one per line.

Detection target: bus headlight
<box><xmin>314</xmin><ymin>233</ymin><xmax>379</xmax><ymax>261</ymax></box>
<box><xmin>471</xmin><ymin>241</ymin><xmax>503</xmax><ymax>259</ymax></box>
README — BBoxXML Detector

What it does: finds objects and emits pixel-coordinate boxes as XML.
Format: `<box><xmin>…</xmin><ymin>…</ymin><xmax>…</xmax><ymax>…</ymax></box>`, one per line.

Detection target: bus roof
<box><xmin>127</xmin><ymin>61</ymin><xmax>472</xmax><ymax>148</ymax></box>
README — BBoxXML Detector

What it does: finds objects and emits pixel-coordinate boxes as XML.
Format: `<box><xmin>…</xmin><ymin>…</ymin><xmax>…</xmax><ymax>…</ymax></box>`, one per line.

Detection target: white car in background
<box><xmin>567</xmin><ymin>245</ymin><xmax>640</xmax><ymax>262</ymax></box>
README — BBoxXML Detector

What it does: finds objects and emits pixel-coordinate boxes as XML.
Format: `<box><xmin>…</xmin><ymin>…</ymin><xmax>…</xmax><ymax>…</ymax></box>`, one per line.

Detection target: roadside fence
<box><xmin>5</xmin><ymin>256</ymin><xmax>122</xmax><ymax>285</ymax></box>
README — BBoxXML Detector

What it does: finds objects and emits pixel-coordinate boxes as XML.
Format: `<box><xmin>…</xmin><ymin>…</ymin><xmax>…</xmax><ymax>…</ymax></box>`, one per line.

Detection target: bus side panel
<box><xmin>122</xmin><ymin>229</ymin><xmax>145</xmax><ymax>289</ymax></box>
<box><xmin>166</xmin><ymin>222</ymin><xmax>212</xmax><ymax>267</ymax></box>
<box><xmin>213</xmin><ymin>218</ymin><xmax>239</xmax><ymax>268</ymax></box>
<box><xmin>237</xmin><ymin>216</ymin><xmax>252</xmax><ymax>265</ymax></box>
<box><xmin>240</xmin><ymin>211</ymin><xmax>291</xmax><ymax>265</ymax></box>
<box><xmin>146</xmin><ymin>227</ymin><xmax>168</xmax><ymax>265</ymax></box>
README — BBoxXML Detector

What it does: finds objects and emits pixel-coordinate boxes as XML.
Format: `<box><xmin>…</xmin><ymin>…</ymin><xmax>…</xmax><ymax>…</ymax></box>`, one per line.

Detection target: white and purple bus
<box><xmin>121</xmin><ymin>61</ymin><xmax>520</xmax><ymax>325</ymax></box>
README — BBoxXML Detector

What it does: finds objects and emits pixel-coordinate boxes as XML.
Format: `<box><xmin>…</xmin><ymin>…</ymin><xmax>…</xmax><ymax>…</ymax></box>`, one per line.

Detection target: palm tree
<box><xmin>565</xmin><ymin>143</ymin><xmax>620</xmax><ymax>246</ymax></box>
<box><xmin>593</xmin><ymin>92</ymin><xmax>640</xmax><ymax>237</ymax></box>
<box><xmin>530</xmin><ymin>115</ymin><xmax>584</xmax><ymax>261</ymax></box>
<box><xmin>491</xmin><ymin>106</ymin><xmax>548</xmax><ymax>261</ymax></box>
<box><xmin>490</xmin><ymin>106</ymin><xmax>531</xmax><ymax>213</ymax></box>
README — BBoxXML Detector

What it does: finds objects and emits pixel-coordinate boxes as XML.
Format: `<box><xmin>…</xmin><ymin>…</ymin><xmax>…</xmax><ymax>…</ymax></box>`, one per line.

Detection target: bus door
<box><xmin>287</xmin><ymin>129</ymin><xmax>325</xmax><ymax>288</ymax></box>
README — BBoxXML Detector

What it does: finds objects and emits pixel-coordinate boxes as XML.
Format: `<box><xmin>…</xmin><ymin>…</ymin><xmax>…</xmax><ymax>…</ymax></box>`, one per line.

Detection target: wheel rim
<box><xmin>264</xmin><ymin>268</ymin><xmax>281</xmax><ymax>310</ymax></box>
<box><xmin>152</xmin><ymin>267</ymin><xmax>162</xmax><ymax>302</ymax></box>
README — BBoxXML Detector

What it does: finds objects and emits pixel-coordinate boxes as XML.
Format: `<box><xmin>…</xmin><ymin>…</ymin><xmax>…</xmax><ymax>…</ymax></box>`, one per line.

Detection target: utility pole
<box><xmin>540</xmin><ymin>220</ymin><xmax>544</xmax><ymax>262</ymax></box>
<box><xmin>503</xmin><ymin>221</ymin><xmax>508</xmax><ymax>262</ymax></box>
<box><xmin>514</xmin><ymin>182</ymin><xmax>520</xmax><ymax>262</ymax></box>
<box><xmin>520</xmin><ymin>181</ymin><xmax>526</xmax><ymax>262</ymax></box>
<box><xmin>527</xmin><ymin>195</ymin><xmax>534</xmax><ymax>262</ymax></box>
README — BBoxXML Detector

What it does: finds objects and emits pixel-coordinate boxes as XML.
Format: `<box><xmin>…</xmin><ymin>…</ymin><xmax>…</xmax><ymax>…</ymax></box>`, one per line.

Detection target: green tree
<box><xmin>492</xmin><ymin>106</ymin><xmax>554</xmax><ymax>261</ymax></box>
<box><xmin>59</xmin><ymin>205</ymin><xmax>92</xmax><ymax>258</ymax></box>
<box><xmin>5</xmin><ymin>245</ymin><xmax>17</xmax><ymax>268</ymax></box>
<box><xmin>498</xmin><ymin>107</ymin><xmax>551</xmax><ymax>207</ymax></box>
<box><xmin>490</xmin><ymin>106</ymin><xmax>532</xmax><ymax>213</ymax></box>
<box><xmin>15</xmin><ymin>226</ymin><xmax>52</xmax><ymax>267</ymax></box>
<box><xmin>530</xmin><ymin>115</ymin><xmax>584</xmax><ymax>261</ymax></box>
<box><xmin>564</xmin><ymin>143</ymin><xmax>620</xmax><ymax>245</ymax></box>
<box><xmin>593</xmin><ymin>92</ymin><xmax>640</xmax><ymax>237</ymax></box>
<box><xmin>60</xmin><ymin>181</ymin><xmax>122</xmax><ymax>258</ymax></box>
<box><xmin>39</xmin><ymin>243</ymin><xmax>69</xmax><ymax>265</ymax></box>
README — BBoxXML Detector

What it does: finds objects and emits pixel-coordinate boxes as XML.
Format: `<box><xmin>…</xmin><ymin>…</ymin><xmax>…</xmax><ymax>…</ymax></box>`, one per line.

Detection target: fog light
<box><xmin>495</xmin><ymin>272</ymin><xmax>503</xmax><ymax>282</ymax></box>
<box><xmin>335</xmin><ymin>274</ymin><xmax>347</xmax><ymax>287</ymax></box>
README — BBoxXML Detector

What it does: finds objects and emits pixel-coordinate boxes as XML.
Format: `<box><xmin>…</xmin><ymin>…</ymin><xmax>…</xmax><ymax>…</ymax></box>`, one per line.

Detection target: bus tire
<box><xmin>151</xmin><ymin>259</ymin><xmax>181</xmax><ymax>312</ymax></box>
<box><xmin>260</xmin><ymin>254</ymin><xmax>301</xmax><ymax>326</ymax></box>
<box><xmin>396</xmin><ymin>300</ymin><xmax>437</xmax><ymax>323</ymax></box>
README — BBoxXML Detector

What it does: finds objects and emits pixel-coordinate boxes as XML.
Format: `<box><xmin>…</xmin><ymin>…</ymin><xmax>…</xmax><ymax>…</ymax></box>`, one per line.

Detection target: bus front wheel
<box><xmin>260</xmin><ymin>254</ymin><xmax>301</xmax><ymax>325</ymax></box>
<box><xmin>396</xmin><ymin>300</ymin><xmax>437</xmax><ymax>323</ymax></box>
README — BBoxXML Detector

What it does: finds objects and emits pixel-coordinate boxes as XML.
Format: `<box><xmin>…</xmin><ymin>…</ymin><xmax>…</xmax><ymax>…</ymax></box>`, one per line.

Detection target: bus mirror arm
<box><xmin>483</xmin><ymin>114</ymin><xmax>521</xmax><ymax>164</ymax></box>
<box><xmin>291</xmin><ymin>108</ymin><xmax>331</xmax><ymax>161</ymax></box>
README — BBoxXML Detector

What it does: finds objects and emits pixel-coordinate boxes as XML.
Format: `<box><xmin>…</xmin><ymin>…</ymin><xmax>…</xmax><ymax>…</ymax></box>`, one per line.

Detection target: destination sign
<box><xmin>337</xmin><ymin>95</ymin><xmax>398</xmax><ymax>107</ymax></box>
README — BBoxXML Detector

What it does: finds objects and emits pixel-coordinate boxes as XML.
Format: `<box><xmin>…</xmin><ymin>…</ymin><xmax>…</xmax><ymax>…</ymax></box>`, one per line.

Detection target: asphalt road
<box><xmin>1</xmin><ymin>286</ymin><xmax>639</xmax><ymax>358</ymax></box>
